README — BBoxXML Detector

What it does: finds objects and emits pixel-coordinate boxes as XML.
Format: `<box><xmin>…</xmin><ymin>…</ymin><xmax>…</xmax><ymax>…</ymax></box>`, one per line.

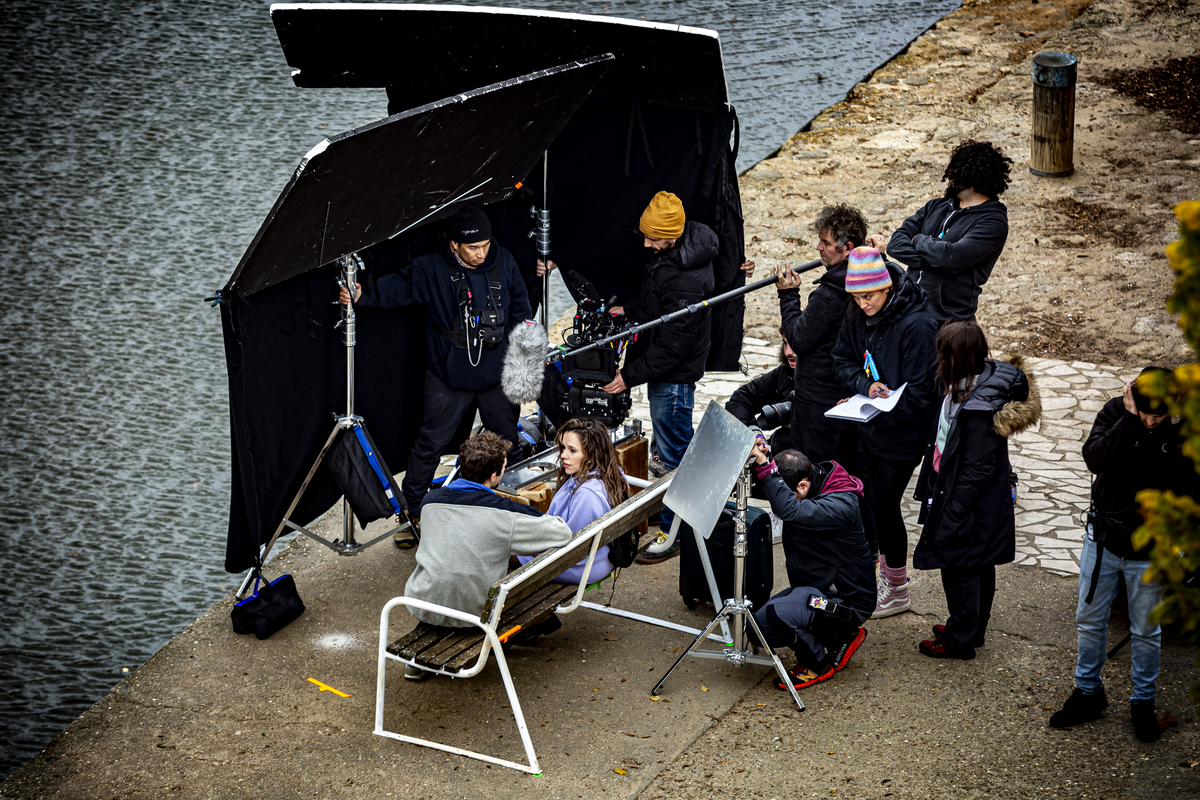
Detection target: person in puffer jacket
<box><xmin>871</xmin><ymin>140</ymin><xmax>1012</xmax><ymax>325</ymax></box>
<box><xmin>912</xmin><ymin>321</ymin><xmax>1041</xmax><ymax>661</ymax></box>
<box><xmin>749</xmin><ymin>441</ymin><xmax>875</xmax><ymax>692</ymax></box>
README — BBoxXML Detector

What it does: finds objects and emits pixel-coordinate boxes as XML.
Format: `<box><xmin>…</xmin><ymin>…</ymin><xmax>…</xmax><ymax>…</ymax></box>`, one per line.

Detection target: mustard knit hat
<box><xmin>639</xmin><ymin>191</ymin><xmax>686</xmax><ymax>239</ymax></box>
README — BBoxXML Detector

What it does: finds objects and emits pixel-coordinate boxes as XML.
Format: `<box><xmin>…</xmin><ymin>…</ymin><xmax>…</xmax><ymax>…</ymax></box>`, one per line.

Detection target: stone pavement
<box><xmin>628</xmin><ymin>338</ymin><xmax>1138</xmax><ymax>577</ymax></box>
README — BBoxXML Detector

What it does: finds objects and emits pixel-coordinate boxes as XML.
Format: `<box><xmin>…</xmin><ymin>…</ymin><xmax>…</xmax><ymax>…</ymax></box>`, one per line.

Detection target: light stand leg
<box><xmin>648</xmin><ymin>463</ymin><xmax>807</xmax><ymax>713</ymax></box>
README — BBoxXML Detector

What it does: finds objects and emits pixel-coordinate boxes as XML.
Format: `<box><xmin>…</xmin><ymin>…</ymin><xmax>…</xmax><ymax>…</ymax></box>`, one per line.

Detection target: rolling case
<box><xmin>678</xmin><ymin>503</ymin><xmax>773</xmax><ymax>612</ymax></box>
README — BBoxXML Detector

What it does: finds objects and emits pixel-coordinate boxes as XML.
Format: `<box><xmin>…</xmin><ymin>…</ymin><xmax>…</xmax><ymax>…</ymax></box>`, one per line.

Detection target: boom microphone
<box><xmin>501</xmin><ymin>319</ymin><xmax>550</xmax><ymax>403</ymax></box>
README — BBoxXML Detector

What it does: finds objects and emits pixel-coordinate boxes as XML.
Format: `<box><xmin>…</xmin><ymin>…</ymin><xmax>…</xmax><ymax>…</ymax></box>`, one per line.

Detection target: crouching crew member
<box><xmin>341</xmin><ymin>207</ymin><xmax>532</xmax><ymax>545</ymax></box>
<box><xmin>402</xmin><ymin>431</ymin><xmax>572</xmax><ymax>680</ymax></box>
<box><xmin>1049</xmin><ymin>368</ymin><xmax>1194</xmax><ymax>742</ymax></box>
<box><xmin>748</xmin><ymin>440</ymin><xmax>876</xmax><ymax>690</ymax></box>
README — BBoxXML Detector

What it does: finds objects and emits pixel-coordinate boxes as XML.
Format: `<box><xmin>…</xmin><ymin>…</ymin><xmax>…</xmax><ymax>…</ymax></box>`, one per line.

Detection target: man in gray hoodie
<box><xmin>870</xmin><ymin>140</ymin><xmax>1012</xmax><ymax>325</ymax></box>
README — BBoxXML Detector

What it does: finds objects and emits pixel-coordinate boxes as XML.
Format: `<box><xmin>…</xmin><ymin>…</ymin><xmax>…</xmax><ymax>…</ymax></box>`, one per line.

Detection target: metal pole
<box><xmin>730</xmin><ymin>463</ymin><xmax>750</xmax><ymax>653</ymax></box>
<box><xmin>549</xmin><ymin>258</ymin><xmax>822</xmax><ymax>363</ymax></box>
<box><xmin>341</xmin><ymin>255</ymin><xmax>358</xmax><ymax>548</ymax></box>
<box><xmin>538</xmin><ymin>153</ymin><xmax>550</xmax><ymax>328</ymax></box>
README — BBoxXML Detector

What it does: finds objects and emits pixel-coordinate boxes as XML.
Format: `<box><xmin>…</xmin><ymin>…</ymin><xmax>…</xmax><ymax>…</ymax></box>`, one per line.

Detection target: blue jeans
<box><xmin>648</xmin><ymin>382</ymin><xmax>695</xmax><ymax>532</ymax></box>
<box><xmin>1074</xmin><ymin>538</ymin><xmax>1163</xmax><ymax>701</ymax></box>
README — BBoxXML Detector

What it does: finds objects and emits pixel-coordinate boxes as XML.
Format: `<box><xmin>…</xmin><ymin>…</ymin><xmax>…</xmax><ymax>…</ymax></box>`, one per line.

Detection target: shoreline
<box><xmin>5</xmin><ymin>0</ymin><xmax>1200</xmax><ymax>797</ymax></box>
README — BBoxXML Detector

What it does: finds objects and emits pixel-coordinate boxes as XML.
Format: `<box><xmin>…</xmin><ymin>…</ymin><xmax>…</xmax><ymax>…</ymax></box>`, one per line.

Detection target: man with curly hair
<box><xmin>870</xmin><ymin>140</ymin><xmax>1012</xmax><ymax>325</ymax></box>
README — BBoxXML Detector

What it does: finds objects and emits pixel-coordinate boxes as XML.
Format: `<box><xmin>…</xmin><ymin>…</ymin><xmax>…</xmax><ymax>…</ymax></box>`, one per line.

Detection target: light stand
<box><xmin>236</xmin><ymin>254</ymin><xmax>408</xmax><ymax>598</ymax></box>
<box><xmin>650</xmin><ymin>460</ymin><xmax>806</xmax><ymax>713</ymax></box>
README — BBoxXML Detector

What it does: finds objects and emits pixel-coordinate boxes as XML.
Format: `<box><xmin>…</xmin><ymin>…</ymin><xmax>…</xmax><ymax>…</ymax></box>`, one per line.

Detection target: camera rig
<box><xmin>540</xmin><ymin>270</ymin><xmax>634</xmax><ymax>428</ymax></box>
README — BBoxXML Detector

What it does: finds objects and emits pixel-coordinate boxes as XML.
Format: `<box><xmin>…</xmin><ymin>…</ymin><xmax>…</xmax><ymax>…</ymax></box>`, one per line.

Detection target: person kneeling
<box><xmin>749</xmin><ymin>442</ymin><xmax>876</xmax><ymax>690</ymax></box>
<box><xmin>402</xmin><ymin>431</ymin><xmax>572</xmax><ymax>680</ymax></box>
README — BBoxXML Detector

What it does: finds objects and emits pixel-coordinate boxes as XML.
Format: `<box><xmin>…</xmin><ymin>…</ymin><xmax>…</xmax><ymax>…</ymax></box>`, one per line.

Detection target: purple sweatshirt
<box><xmin>517</xmin><ymin>474</ymin><xmax>615</xmax><ymax>584</ymax></box>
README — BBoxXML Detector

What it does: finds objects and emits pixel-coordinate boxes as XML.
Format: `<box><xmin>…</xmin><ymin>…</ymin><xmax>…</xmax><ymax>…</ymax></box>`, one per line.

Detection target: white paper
<box><xmin>823</xmin><ymin>382</ymin><xmax>909</xmax><ymax>422</ymax></box>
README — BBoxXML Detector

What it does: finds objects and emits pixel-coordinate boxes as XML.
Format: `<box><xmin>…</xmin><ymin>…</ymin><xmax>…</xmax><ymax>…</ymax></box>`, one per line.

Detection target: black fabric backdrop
<box><xmin>222</xmin><ymin>10</ymin><xmax>746</xmax><ymax>574</ymax></box>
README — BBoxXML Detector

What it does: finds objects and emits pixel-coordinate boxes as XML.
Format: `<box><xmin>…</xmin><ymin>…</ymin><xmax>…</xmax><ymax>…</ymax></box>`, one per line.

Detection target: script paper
<box><xmin>824</xmin><ymin>382</ymin><xmax>909</xmax><ymax>422</ymax></box>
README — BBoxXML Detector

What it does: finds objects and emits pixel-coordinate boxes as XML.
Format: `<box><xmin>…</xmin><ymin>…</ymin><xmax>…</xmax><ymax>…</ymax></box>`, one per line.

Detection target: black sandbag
<box><xmin>326</xmin><ymin>422</ymin><xmax>406</xmax><ymax>527</ymax></box>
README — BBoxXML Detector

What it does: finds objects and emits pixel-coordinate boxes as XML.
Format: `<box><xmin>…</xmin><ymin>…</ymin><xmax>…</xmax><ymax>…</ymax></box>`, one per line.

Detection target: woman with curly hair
<box><xmin>518</xmin><ymin>417</ymin><xmax>631</xmax><ymax>585</ymax></box>
<box><xmin>869</xmin><ymin>139</ymin><xmax>1013</xmax><ymax>326</ymax></box>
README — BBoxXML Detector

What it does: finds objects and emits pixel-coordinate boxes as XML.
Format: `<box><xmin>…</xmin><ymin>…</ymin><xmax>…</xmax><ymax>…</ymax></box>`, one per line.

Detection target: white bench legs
<box><xmin>374</xmin><ymin>597</ymin><xmax>543</xmax><ymax>775</ymax></box>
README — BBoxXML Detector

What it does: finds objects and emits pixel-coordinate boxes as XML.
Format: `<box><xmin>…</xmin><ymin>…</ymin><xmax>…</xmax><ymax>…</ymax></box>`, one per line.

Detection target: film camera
<box><xmin>540</xmin><ymin>271</ymin><xmax>633</xmax><ymax>428</ymax></box>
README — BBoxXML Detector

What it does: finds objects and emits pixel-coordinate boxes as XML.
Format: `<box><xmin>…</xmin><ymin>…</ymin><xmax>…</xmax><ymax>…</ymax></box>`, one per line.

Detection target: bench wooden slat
<box><xmin>443</xmin><ymin>584</ymin><xmax>575</xmax><ymax>671</ymax></box>
<box><xmin>419</xmin><ymin>583</ymin><xmax>575</xmax><ymax>668</ymax></box>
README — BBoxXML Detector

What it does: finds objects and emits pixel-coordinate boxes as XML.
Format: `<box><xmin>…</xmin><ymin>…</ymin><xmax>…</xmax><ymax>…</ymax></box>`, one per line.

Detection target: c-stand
<box><xmin>236</xmin><ymin>254</ymin><xmax>412</xmax><ymax>598</ymax></box>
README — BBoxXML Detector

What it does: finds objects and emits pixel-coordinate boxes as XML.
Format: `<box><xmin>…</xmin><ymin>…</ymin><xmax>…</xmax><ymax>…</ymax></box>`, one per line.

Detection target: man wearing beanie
<box><xmin>868</xmin><ymin>140</ymin><xmax>1012</xmax><ymax>325</ymax></box>
<box><xmin>603</xmin><ymin>191</ymin><xmax>717</xmax><ymax>560</ymax></box>
<box><xmin>1049</xmin><ymin>367</ymin><xmax>1195</xmax><ymax>743</ymax></box>
<box><xmin>340</xmin><ymin>206</ymin><xmax>531</xmax><ymax>545</ymax></box>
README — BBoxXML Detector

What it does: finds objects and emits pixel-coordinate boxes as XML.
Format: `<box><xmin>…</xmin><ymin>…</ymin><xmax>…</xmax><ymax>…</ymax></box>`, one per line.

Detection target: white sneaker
<box><xmin>871</xmin><ymin>579</ymin><xmax>911</xmax><ymax>618</ymax></box>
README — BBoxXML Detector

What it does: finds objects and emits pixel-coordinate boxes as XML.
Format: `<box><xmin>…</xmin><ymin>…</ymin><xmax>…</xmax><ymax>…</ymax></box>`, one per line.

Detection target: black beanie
<box><xmin>1131</xmin><ymin>367</ymin><xmax>1174</xmax><ymax>415</ymax></box>
<box><xmin>447</xmin><ymin>207</ymin><xmax>492</xmax><ymax>244</ymax></box>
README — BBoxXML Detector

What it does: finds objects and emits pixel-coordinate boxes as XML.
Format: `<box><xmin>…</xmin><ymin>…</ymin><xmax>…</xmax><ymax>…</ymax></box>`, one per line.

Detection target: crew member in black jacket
<box><xmin>1049</xmin><ymin>368</ymin><xmax>1193</xmax><ymax>743</ymax></box>
<box><xmin>870</xmin><ymin>140</ymin><xmax>1012</xmax><ymax>325</ymax></box>
<box><xmin>831</xmin><ymin>248</ymin><xmax>939</xmax><ymax>618</ymax></box>
<box><xmin>774</xmin><ymin>204</ymin><xmax>876</xmax><ymax>549</ymax></box>
<box><xmin>603</xmin><ymin>191</ymin><xmax>716</xmax><ymax>561</ymax></box>
<box><xmin>341</xmin><ymin>208</ymin><xmax>532</xmax><ymax>542</ymax></box>
<box><xmin>749</xmin><ymin>441</ymin><xmax>874</xmax><ymax>691</ymax></box>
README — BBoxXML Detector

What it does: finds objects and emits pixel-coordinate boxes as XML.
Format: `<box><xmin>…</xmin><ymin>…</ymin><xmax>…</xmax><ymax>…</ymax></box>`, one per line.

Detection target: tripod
<box><xmin>236</xmin><ymin>254</ymin><xmax>411</xmax><ymax>598</ymax></box>
<box><xmin>651</xmin><ymin>461</ymin><xmax>806</xmax><ymax>712</ymax></box>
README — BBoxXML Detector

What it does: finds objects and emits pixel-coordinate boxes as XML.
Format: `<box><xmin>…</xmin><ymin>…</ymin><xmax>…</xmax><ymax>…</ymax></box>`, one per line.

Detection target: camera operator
<box><xmin>724</xmin><ymin>331</ymin><xmax>796</xmax><ymax>455</ymax></box>
<box><xmin>748</xmin><ymin>440</ymin><xmax>874</xmax><ymax>690</ymax></box>
<box><xmin>602</xmin><ymin>191</ymin><xmax>717</xmax><ymax>563</ymax></box>
<box><xmin>340</xmin><ymin>207</ymin><xmax>532</xmax><ymax>545</ymax></box>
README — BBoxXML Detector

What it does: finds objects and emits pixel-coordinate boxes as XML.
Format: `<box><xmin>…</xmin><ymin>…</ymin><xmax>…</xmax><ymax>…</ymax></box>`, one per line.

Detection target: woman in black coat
<box><xmin>831</xmin><ymin>248</ymin><xmax>940</xmax><ymax>619</ymax></box>
<box><xmin>913</xmin><ymin>321</ymin><xmax>1041</xmax><ymax>659</ymax></box>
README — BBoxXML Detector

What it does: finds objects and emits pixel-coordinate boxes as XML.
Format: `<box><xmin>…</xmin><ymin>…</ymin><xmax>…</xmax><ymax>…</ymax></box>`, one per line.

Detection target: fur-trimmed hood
<box><xmin>984</xmin><ymin>357</ymin><xmax>1041</xmax><ymax>438</ymax></box>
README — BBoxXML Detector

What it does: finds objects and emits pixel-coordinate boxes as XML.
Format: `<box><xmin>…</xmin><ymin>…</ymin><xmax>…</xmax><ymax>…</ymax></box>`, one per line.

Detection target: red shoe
<box><xmin>932</xmin><ymin>623</ymin><xmax>985</xmax><ymax>648</ymax></box>
<box><xmin>831</xmin><ymin>627</ymin><xmax>867</xmax><ymax>672</ymax></box>
<box><xmin>776</xmin><ymin>663</ymin><xmax>835</xmax><ymax>691</ymax></box>
<box><xmin>919</xmin><ymin>638</ymin><xmax>975</xmax><ymax>660</ymax></box>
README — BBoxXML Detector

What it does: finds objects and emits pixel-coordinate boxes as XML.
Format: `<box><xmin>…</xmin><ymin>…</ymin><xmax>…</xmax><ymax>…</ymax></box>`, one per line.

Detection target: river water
<box><xmin>0</xmin><ymin>0</ymin><xmax>959</xmax><ymax>777</ymax></box>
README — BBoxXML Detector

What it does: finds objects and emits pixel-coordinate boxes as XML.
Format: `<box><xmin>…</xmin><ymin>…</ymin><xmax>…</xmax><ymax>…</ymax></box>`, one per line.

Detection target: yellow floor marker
<box><xmin>307</xmin><ymin>678</ymin><xmax>351</xmax><ymax>698</ymax></box>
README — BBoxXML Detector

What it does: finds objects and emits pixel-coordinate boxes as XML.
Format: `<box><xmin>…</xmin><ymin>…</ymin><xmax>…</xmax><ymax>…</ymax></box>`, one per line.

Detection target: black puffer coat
<box><xmin>912</xmin><ymin>357</ymin><xmax>1041</xmax><ymax>570</ymax></box>
<box><xmin>830</xmin><ymin>263</ymin><xmax>940</xmax><ymax>460</ymax></box>
<box><xmin>622</xmin><ymin>221</ymin><xmax>718</xmax><ymax>387</ymax></box>
<box><xmin>779</xmin><ymin>259</ymin><xmax>852</xmax><ymax>406</ymax></box>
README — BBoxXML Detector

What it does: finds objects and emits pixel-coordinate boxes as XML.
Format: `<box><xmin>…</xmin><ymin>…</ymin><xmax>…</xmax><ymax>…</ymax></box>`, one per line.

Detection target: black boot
<box><xmin>1130</xmin><ymin>699</ymin><xmax>1162</xmax><ymax>743</ymax></box>
<box><xmin>1049</xmin><ymin>686</ymin><xmax>1109</xmax><ymax>728</ymax></box>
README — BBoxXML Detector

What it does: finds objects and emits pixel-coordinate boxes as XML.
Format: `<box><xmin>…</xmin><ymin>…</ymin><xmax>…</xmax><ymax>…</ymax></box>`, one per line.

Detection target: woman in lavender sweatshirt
<box><xmin>520</xmin><ymin>417</ymin><xmax>631</xmax><ymax>584</ymax></box>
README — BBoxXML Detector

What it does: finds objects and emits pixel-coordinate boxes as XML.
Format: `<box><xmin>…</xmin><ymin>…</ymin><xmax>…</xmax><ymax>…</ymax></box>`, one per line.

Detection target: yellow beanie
<box><xmin>639</xmin><ymin>191</ymin><xmax>686</xmax><ymax>239</ymax></box>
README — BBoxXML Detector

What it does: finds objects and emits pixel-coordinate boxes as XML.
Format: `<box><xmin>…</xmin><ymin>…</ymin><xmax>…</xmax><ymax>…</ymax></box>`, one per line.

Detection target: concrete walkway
<box><xmin>4</xmin><ymin>351</ymin><xmax>1196</xmax><ymax>800</ymax></box>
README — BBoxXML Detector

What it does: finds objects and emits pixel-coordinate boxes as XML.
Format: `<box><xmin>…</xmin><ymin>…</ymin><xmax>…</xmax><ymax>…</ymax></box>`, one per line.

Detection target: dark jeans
<box><xmin>940</xmin><ymin>565</ymin><xmax>996</xmax><ymax>647</ymax></box>
<box><xmin>791</xmin><ymin>400</ymin><xmax>878</xmax><ymax>553</ymax></box>
<box><xmin>402</xmin><ymin>369</ymin><xmax>519</xmax><ymax>509</ymax></box>
<box><xmin>867</xmin><ymin>450</ymin><xmax>922</xmax><ymax>569</ymax></box>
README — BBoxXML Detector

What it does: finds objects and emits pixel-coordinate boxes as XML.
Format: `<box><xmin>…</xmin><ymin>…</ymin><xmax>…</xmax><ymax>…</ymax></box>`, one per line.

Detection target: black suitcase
<box><xmin>678</xmin><ymin>503</ymin><xmax>773</xmax><ymax>612</ymax></box>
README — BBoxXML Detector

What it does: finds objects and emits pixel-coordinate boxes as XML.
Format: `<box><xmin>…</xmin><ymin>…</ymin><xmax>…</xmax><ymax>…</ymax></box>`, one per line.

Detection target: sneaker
<box><xmin>919</xmin><ymin>638</ymin><xmax>975</xmax><ymax>660</ymax></box>
<box><xmin>635</xmin><ymin>542</ymin><xmax>679</xmax><ymax>565</ymax></box>
<box><xmin>403</xmin><ymin>663</ymin><xmax>432</xmax><ymax>682</ymax></box>
<box><xmin>1131</xmin><ymin>699</ymin><xmax>1162</xmax><ymax>743</ymax></box>
<box><xmin>776</xmin><ymin>663</ymin><xmax>835</xmax><ymax>691</ymax></box>
<box><xmin>830</xmin><ymin>628</ymin><xmax>867</xmax><ymax>672</ymax></box>
<box><xmin>509</xmin><ymin>614</ymin><xmax>562</xmax><ymax>646</ymax></box>
<box><xmin>649</xmin><ymin>453</ymin><xmax>669</xmax><ymax>478</ymax></box>
<box><xmin>871</xmin><ymin>578</ymin><xmax>910</xmax><ymax>618</ymax></box>
<box><xmin>1048</xmin><ymin>686</ymin><xmax>1109</xmax><ymax>728</ymax></box>
<box><xmin>933</xmin><ymin>623</ymin><xmax>985</xmax><ymax>648</ymax></box>
<box><xmin>394</xmin><ymin>516</ymin><xmax>419</xmax><ymax>549</ymax></box>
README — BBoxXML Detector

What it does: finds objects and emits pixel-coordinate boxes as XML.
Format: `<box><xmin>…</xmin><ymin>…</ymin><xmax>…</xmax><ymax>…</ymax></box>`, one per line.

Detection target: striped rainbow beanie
<box><xmin>845</xmin><ymin>247</ymin><xmax>892</xmax><ymax>293</ymax></box>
